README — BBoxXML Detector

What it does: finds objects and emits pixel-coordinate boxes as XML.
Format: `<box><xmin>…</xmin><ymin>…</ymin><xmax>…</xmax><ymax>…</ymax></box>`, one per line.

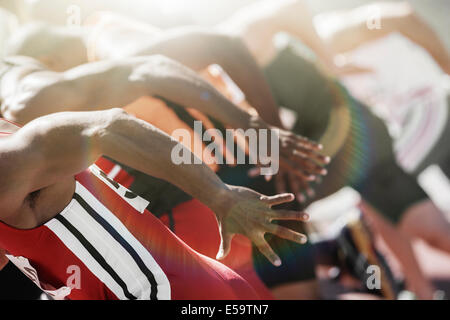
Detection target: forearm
<box><xmin>20</xmin><ymin>109</ymin><xmax>232</xmax><ymax>210</ymax></box>
<box><xmin>121</xmin><ymin>30</ymin><xmax>282</xmax><ymax>126</ymax></box>
<box><xmin>327</xmin><ymin>7</ymin><xmax>450</xmax><ymax>74</ymax></box>
<box><xmin>362</xmin><ymin>202</ymin><xmax>435</xmax><ymax>299</ymax></box>
<box><xmin>136</xmin><ymin>55</ymin><xmax>259</xmax><ymax>129</ymax></box>
<box><xmin>189</xmin><ymin>34</ymin><xmax>282</xmax><ymax>126</ymax></box>
<box><xmin>3</xmin><ymin>60</ymin><xmax>146</xmax><ymax>124</ymax></box>
<box><xmin>276</xmin><ymin>0</ymin><xmax>336</xmax><ymax>68</ymax></box>
<box><xmin>5</xmin><ymin>56</ymin><xmax>256</xmax><ymax>130</ymax></box>
<box><xmin>207</xmin><ymin>36</ymin><xmax>283</xmax><ymax>126</ymax></box>
<box><xmin>98</xmin><ymin>109</ymin><xmax>231</xmax><ymax>210</ymax></box>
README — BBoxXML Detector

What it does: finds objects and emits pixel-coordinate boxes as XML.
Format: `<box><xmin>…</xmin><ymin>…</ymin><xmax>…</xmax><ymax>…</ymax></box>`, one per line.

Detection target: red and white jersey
<box><xmin>95</xmin><ymin>157</ymin><xmax>134</xmax><ymax>189</ymax></box>
<box><xmin>0</xmin><ymin>165</ymin><xmax>258</xmax><ymax>300</ymax></box>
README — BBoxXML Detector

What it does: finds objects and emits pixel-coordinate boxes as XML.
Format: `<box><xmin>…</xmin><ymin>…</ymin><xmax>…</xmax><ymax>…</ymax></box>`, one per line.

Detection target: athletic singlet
<box><xmin>0</xmin><ymin>165</ymin><xmax>259</xmax><ymax>300</ymax></box>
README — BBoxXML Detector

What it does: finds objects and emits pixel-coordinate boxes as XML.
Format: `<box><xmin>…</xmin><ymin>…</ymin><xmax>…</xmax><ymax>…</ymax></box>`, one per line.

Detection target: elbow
<box><xmin>90</xmin><ymin>108</ymin><xmax>130</xmax><ymax>153</ymax></box>
<box><xmin>101</xmin><ymin>108</ymin><xmax>133</xmax><ymax>136</ymax></box>
<box><xmin>103</xmin><ymin>108</ymin><xmax>130</xmax><ymax>132</ymax></box>
<box><xmin>129</xmin><ymin>55</ymin><xmax>180</xmax><ymax>85</ymax></box>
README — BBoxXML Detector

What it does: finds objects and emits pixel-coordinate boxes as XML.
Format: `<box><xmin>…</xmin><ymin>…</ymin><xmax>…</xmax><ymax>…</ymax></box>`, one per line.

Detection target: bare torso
<box><xmin>0</xmin><ymin>59</ymin><xmax>77</xmax><ymax>230</ymax></box>
<box><xmin>1</xmin><ymin>178</ymin><xmax>76</xmax><ymax>230</ymax></box>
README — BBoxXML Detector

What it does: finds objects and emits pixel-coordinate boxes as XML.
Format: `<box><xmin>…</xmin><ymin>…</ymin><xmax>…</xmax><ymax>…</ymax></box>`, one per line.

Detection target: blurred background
<box><xmin>1</xmin><ymin>0</ymin><xmax>449</xmax><ymax>46</ymax></box>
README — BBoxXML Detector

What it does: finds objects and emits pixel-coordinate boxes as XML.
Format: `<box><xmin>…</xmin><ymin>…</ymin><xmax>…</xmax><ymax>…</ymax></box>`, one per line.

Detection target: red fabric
<box><xmin>95</xmin><ymin>152</ymin><xmax>272</xmax><ymax>298</ymax></box>
<box><xmin>95</xmin><ymin>151</ymin><xmax>272</xmax><ymax>299</ymax></box>
<box><xmin>0</xmin><ymin>207</ymin><xmax>117</xmax><ymax>300</ymax></box>
<box><xmin>77</xmin><ymin>170</ymin><xmax>260</xmax><ymax>300</ymax></box>
<box><xmin>94</xmin><ymin>157</ymin><xmax>135</xmax><ymax>188</ymax></box>
<box><xmin>159</xmin><ymin>199</ymin><xmax>274</xmax><ymax>300</ymax></box>
<box><xmin>0</xmin><ymin>170</ymin><xmax>260</xmax><ymax>300</ymax></box>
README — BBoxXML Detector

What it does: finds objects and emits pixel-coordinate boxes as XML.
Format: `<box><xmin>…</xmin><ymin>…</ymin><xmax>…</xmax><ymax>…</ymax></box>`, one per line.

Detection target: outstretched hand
<box><xmin>275</xmin><ymin>126</ymin><xmax>330</xmax><ymax>180</ymax></box>
<box><xmin>248</xmin><ymin>119</ymin><xmax>329</xmax><ymax>198</ymax></box>
<box><xmin>213</xmin><ymin>185</ymin><xmax>310</xmax><ymax>266</ymax></box>
<box><xmin>273</xmin><ymin>167</ymin><xmax>319</xmax><ymax>204</ymax></box>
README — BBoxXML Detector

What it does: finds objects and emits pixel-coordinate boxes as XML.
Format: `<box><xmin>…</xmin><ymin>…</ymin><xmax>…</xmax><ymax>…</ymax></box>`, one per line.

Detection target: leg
<box><xmin>400</xmin><ymin>200</ymin><xmax>450</xmax><ymax>254</ymax></box>
<box><xmin>361</xmin><ymin>201</ymin><xmax>436</xmax><ymax>300</ymax></box>
<box><xmin>357</xmin><ymin>154</ymin><xmax>437</xmax><ymax>299</ymax></box>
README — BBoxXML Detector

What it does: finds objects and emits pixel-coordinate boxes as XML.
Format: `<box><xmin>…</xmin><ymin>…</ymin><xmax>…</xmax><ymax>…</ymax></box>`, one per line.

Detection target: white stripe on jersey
<box><xmin>46</xmin><ymin>181</ymin><xmax>171</xmax><ymax>300</ymax></box>
<box><xmin>76</xmin><ymin>181</ymin><xmax>171</xmax><ymax>300</ymax></box>
<box><xmin>90</xmin><ymin>164</ymin><xmax>150</xmax><ymax>213</ymax></box>
<box><xmin>62</xmin><ymin>200</ymin><xmax>151</xmax><ymax>299</ymax></box>
<box><xmin>46</xmin><ymin>209</ymin><xmax>128</xmax><ymax>300</ymax></box>
<box><xmin>107</xmin><ymin>164</ymin><xmax>123</xmax><ymax>180</ymax></box>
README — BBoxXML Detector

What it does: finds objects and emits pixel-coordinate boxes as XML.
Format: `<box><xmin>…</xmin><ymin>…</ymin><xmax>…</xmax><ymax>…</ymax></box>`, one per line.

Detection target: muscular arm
<box><xmin>320</xmin><ymin>2</ymin><xmax>450</xmax><ymax>74</ymax></box>
<box><xmin>221</xmin><ymin>0</ymin><xmax>373</xmax><ymax>75</ymax></box>
<box><xmin>158</xmin><ymin>31</ymin><xmax>283</xmax><ymax>126</ymax></box>
<box><xmin>227</xmin><ymin>0</ymin><xmax>449</xmax><ymax>74</ymax></box>
<box><xmin>265</xmin><ymin>0</ymin><xmax>337</xmax><ymax>70</ymax></box>
<box><xmin>136</xmin><ymin>30</ymin><xmax>283</xmax><ymax>125</ymax></box>
<box><xmin>221</xmin><ymin>0</ymin><xmax>337</xmax><ymax>70</ymax></box>
<box><xmin>92</xmin><ymin>24</ymin><xmax>283</xmax><ymax>126</ymax></box>
<box><xmin>1</xmin><ymin>55</ymin><xmax>328</xmax><ymax>191</ymax></box>
<box><xmin>0</xmin><ymin>109</ymin><xmax>229</xmax><ymax>207</ymax></box>
<box><xmin>0</xmin><ymin>109</ymin><xmax>308</xmax><ymax>265</ymax></box>
<box><xmin>7</xmin><ymin>16</ymin><xmax>282</xmax><ymax>124</ymax></box>
<box><xmin>2</xmin><ymin>55</ymin><xmax>254</xmax><ymax>129</ymax></box>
